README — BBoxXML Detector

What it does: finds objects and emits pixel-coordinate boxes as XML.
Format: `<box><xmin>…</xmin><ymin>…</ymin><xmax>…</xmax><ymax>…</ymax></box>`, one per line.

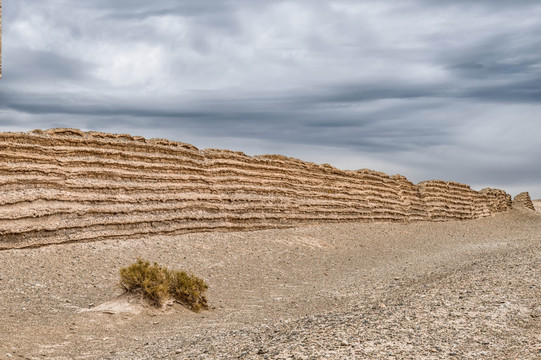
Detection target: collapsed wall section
<box><xmin>417</xmin><ymin>182</ymin><xmax>512</xmax><ymax>221</ymax></box>
<box><xmin>513</xmin><ymin>192</ymin><xmax>535</xmax><ymax>211</ymax></box>
<box><xmin>0</xmin><ymin>129</ymin><xmax>513</xmax><ymax>249</ymax></box>
<box><xmin>481</xmin><ymin>188</ymin><xmax>513</xmax><ymax>213</ymax></box>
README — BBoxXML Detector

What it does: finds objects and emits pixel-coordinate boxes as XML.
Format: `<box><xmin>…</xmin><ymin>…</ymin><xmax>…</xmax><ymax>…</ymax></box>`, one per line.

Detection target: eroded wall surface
<box><xmin>513</xmin><ymin>192</ymin><xmax>535</xmax><ymax>211</ymax></box>
<box><xmin>0</xmin><ymin>129</ymin><xmax>513</xmax><ymax>249</ymax></box>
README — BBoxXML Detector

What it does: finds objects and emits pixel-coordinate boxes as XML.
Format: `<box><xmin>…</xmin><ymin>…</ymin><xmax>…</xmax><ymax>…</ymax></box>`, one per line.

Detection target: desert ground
<box><xmin>0</xmin><ymin>210</ymin><xmax>541</xmax><ymax>359</ymax></box>
<box><xmin>0</xmin><ymin>208</ymin><xmax>540</xmax><ymax>359</ymax></box>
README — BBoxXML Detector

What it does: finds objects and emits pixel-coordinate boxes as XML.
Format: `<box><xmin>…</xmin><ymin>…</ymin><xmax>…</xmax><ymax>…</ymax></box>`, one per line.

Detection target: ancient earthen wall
<box><xmin>480</xmin><ymin>188</ymin><xmax>513</xmax><ymax>213</ymax></box>
<box><xmin>513</xmin><ymin>192</ymin><xmax>535</xmax><ymax>211</ymax></box>
<box><xmin>0</xmin><ymin>129</ymin><xmax>513</xmax><ymax>249</ymax></box>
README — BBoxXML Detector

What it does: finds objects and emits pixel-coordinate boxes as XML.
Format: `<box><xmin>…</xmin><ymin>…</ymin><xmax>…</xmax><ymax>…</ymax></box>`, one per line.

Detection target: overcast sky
<box><xmin>1</xmin><ymin>1</ymin><xmax>540</xmax><ymax>198</ymax></box>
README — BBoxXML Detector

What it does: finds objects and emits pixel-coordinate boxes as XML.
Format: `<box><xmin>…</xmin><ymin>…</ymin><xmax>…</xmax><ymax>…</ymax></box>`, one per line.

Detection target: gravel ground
<box><xmin>1</xmin><ymin>209</ymin><xmax>540</xmax><ymax>359</ymax></box>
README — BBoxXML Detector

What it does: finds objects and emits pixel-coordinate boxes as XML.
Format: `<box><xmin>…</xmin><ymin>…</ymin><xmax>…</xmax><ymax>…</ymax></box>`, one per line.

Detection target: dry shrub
<box><xmin>168</xmin><ymin>270</ymin><xmax>209</xmax><ymax>312</ymax></box>
<box><xmin>119</xmin><ymin>258</ymin><xmax>208</xmax><ymax>311</ymax></box>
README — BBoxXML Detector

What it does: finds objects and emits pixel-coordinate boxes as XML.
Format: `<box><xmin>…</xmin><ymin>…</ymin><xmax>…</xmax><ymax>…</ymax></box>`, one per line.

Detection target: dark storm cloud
<box><xmin>464</xmin><ymin>77</ymin><xmax>541</xmax><ymax>103</ymax></box>
<box><xmin>313</xmin><ymin>83</ymin><xmax>445</xmax><ymax>104</ymax></box>
<box><xmin>94</xmin><ymin>1</ymin><xmax>235</xmax><ymax>19</ymax></box>
<box><xmin>1</xmin><ymin>0</ymin><xmax>540</xmax><ymax>197</ymax></box>
<box><xmin>6</xmin><ymin>49</ymin><xmax>94</xmax><ymax>83</ymax></box>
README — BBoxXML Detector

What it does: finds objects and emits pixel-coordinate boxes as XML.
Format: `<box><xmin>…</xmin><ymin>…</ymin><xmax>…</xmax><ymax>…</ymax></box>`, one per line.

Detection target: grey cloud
<box><xmin>314</xmin><ymin>83</ymin><xmax>446</xmax><ymax>104</ymax></box>
<box><xmin>418</xmin><ymin>0</ymin><xmax>541</xmax><ymax>8</ymax></box>
<box><xmin>5</xmin><ymin>49</ymin><xmax>94</xmax><ymax>83</ymax></box>
<box><xmin>1</xmin><ymin>0</ymin><xmax>541</xmax><ymax>197</ymax></box>
<box><xmin>442</xmin><ymin>33</ymin><xmax>541</xmax><ymax>74</ymax></box>
<box><xmin>463</xmin><ymin>77</ymin><xmax>541</xmax><ymax>103</ymax></box>
<box><xmin>91</xmin><ymin>0</ymin><xmax>256</xmax><ymax>21</ymax></box>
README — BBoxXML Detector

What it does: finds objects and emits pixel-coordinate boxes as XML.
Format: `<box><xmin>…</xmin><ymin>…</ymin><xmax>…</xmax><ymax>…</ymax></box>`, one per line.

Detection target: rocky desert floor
<box><xmin>1</xmin><ymin>209</ymin><xmax>541</xmax><ymax>359</ymax></box>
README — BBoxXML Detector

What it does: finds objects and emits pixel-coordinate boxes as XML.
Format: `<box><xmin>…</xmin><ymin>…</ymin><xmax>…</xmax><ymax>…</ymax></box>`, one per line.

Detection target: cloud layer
<box><xmin>1</xmin><ymin>0</ymin><xmax>541</xmax><ymax>197</ymax></box>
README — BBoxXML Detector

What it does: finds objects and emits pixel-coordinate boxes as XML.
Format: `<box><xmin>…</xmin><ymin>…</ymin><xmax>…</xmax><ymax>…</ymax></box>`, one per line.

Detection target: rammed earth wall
<box><xmin>0</xmin><ymin>129</ymin><xmax>513</xmax><ymax>249</ymax></box>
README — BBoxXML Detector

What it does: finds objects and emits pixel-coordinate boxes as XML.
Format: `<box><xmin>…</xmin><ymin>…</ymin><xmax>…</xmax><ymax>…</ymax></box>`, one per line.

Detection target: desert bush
<box><xmin>119</xmin><ymin>258</ymin><xmax>208</xmax><ymax>311</ymax></box>
<box><xmin>168</xmin><ymin>269</ymin><xmax>209</xmax><ymax>312</ymax></box>
<box><xmin>119</xmin><ymin>259</ymin><xmax>170</xmax><ymax>306</ymax></box>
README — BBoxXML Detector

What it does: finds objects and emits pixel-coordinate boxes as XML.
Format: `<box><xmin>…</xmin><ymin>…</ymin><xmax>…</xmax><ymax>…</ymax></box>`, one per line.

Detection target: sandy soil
<box><xmin>1</xmin><ymin>209</ymin><xmax>540</xmax><ymax>359</ymax></box>
<box><xmin>533</xmin><ymin>199</ymin><xmax>541</xmax><ymax>212</ymax></box>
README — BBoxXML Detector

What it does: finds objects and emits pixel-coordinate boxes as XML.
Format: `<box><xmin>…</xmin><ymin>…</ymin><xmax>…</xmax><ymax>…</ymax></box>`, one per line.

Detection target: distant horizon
<box><xmin>1</xmin><ymin>1</ymin><xmax>540</xmax><ymax>198</ymax></box>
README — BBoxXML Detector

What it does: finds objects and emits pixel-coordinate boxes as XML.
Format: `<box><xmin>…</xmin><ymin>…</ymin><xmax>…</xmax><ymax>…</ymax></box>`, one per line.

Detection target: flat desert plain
<box><xmin>1</xmin><ymin>209</ymin><xmax>540</xmax><ymax>359</ymax></box>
